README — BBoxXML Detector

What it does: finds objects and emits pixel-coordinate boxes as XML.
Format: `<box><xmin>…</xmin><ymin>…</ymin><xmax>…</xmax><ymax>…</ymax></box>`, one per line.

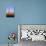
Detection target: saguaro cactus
<box><xmin>8</xmin><ymin>32</ymin><xmax>16</xmax><ymax>46</ymax></box>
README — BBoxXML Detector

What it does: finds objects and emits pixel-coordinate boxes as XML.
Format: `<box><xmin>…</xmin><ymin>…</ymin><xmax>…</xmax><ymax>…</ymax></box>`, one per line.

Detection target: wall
<box><xmin>0</xmin><ymin>0</ymin><xmax>18</xmax><ymax>44</ymax></box>
<box><xmin>16</xmin><ymin>0</ymin><xmax>46</xmax><ymax>24</ymax></box>
<box><xmin>0</xmin><ymin>0</ymin><xmax>46</xmax><ymax>44</ymax></box>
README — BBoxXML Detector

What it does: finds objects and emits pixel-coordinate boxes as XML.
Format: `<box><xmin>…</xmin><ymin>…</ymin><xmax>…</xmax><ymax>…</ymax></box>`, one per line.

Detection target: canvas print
<box><xmin>6</xmin><ymin>8</ymin><xmax>15</xmax><ymax>17</ymax></box>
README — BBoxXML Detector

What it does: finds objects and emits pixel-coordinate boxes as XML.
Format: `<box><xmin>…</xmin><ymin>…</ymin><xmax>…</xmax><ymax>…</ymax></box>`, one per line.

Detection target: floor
<box><xmin>0</xmin><ymin>40</ymin><xmax>46</xmax><ymax>46</ymax></box>
<box><xmin>19</xmin><ymin>39</ymin><xmax>46</xmax><ymax>46</ymax></box>
<box><xmin>0</xmin><ymin>44</ymin><xmax>18</xmax><ymax>46</ymax></box>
